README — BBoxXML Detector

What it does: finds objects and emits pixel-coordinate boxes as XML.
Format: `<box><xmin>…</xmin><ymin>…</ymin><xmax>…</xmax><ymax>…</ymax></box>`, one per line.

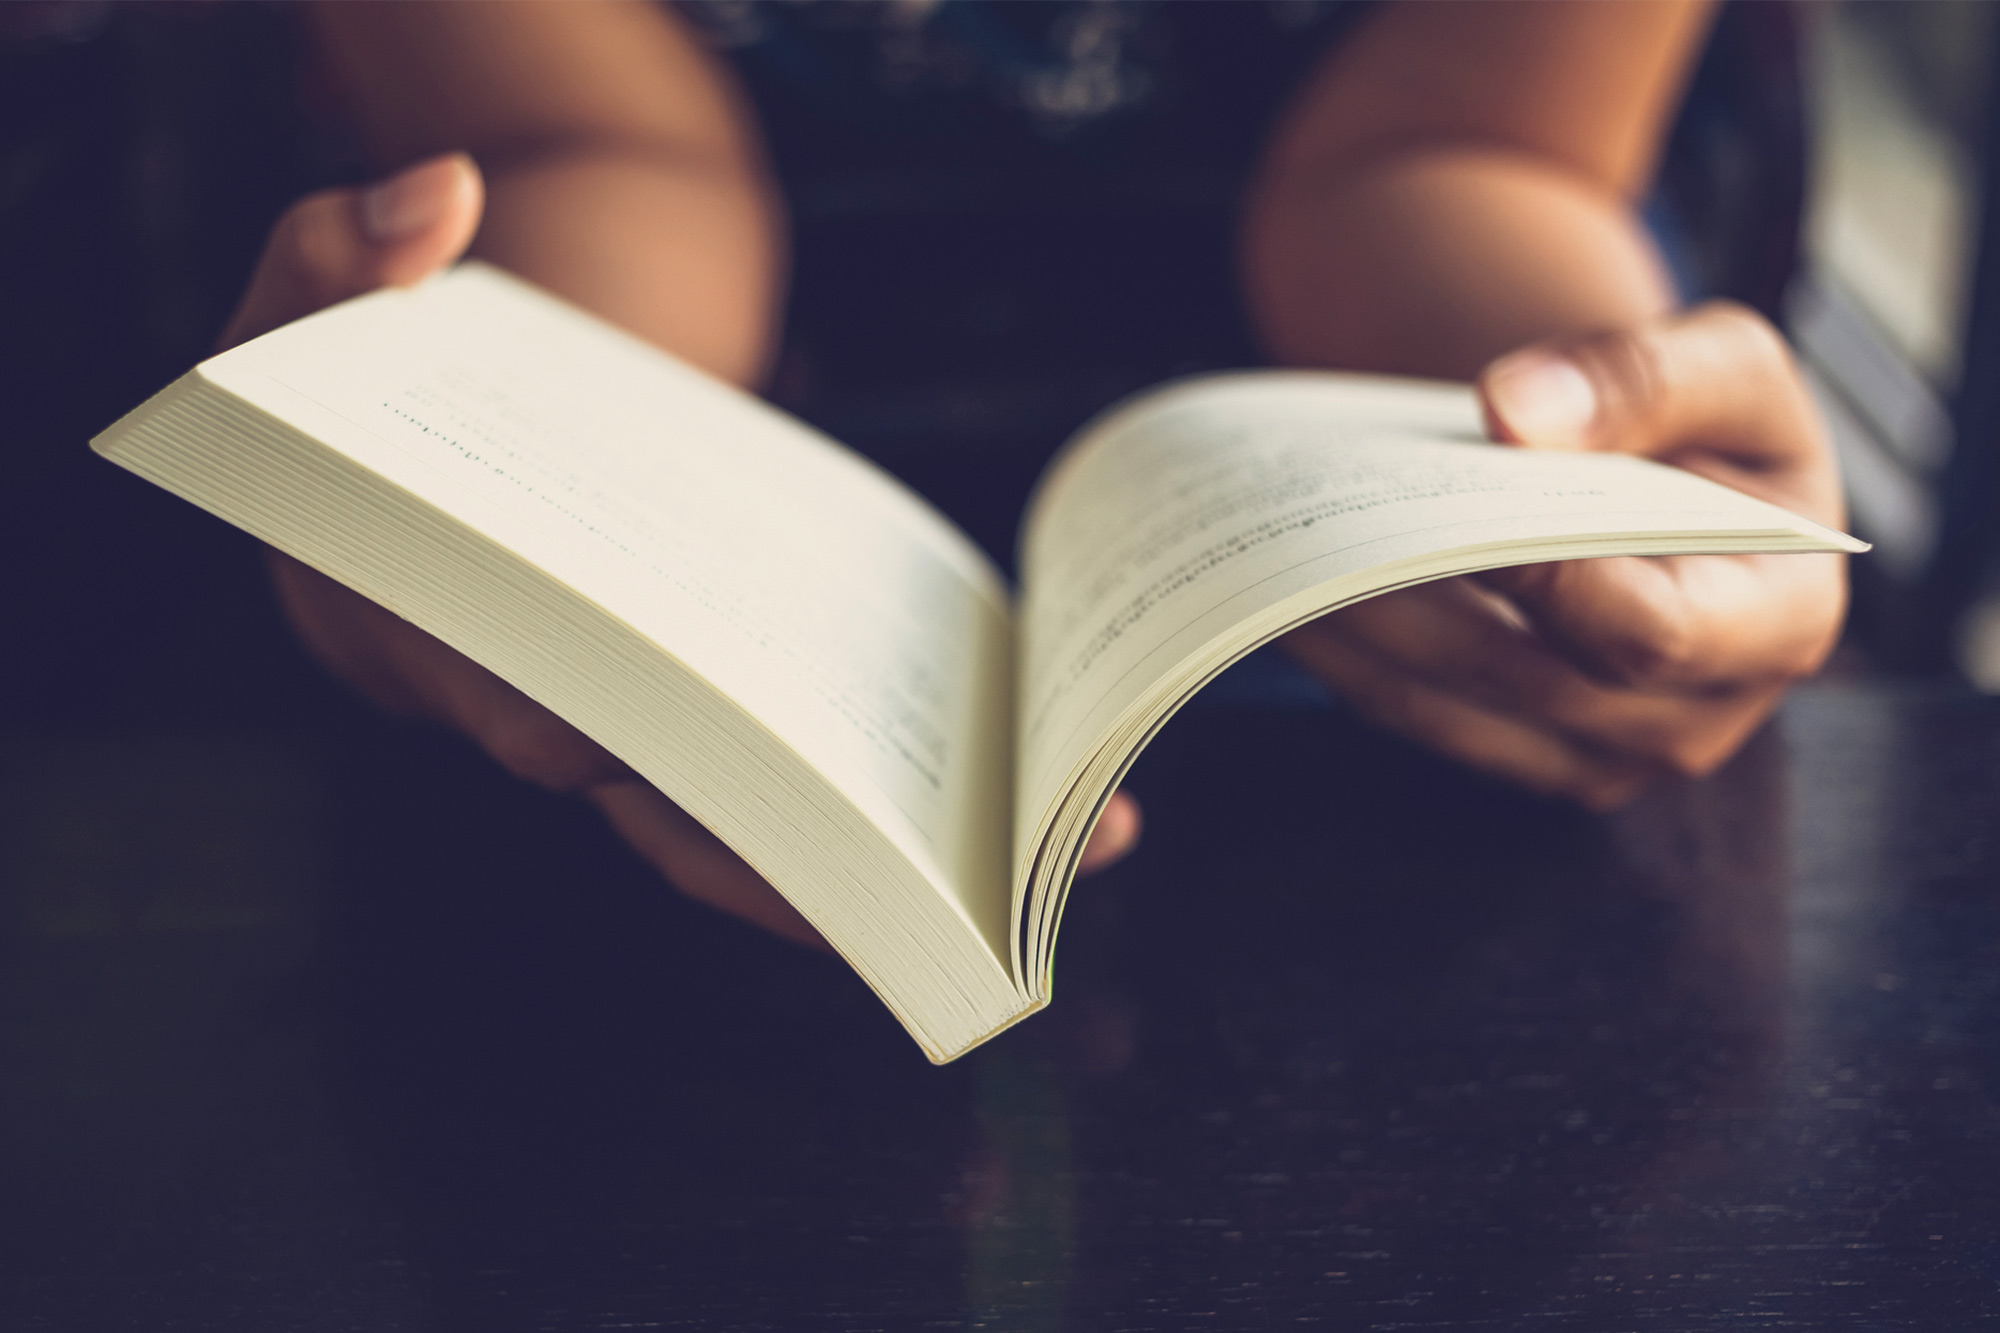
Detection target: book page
<box><xmin>1015</xmin><ymin>372</ymin><xmax>1861</xmax><ymax>878</ymax></box>
<box><xmin>205</xmin><ymin>265</ymin><xmax>1016</xmax><ymax>959</ymax></box>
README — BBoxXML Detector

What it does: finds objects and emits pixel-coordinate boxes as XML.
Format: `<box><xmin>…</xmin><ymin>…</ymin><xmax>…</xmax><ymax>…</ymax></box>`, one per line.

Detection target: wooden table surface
<box><xmin>3</xmin><ymin>673</ymin><xmax>1995</xmax><ymax>1330</ymax></box>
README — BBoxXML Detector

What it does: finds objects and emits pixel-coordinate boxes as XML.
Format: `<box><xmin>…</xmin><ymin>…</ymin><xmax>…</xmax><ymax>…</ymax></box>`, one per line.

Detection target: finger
<box><xmin>1471</xmin><ymin>305</ymin><xmax>1848</xmax><ymax>690</ymax></box>
<box><xmin>586</xmin><ymin>781</ymin><xmax>830</xmax><ymax>952</ymax></box>
<box><xmin>1284</xmin><ymin>618</ymin><xmax>1655</xmax><ymax>810</ymax></box>
<box><xmin>1476</xmin><ymin>549</ymin><xmax>1846</xmax><ymax>691</ymax></box>
<box><xmin>1077</xmin><ymin>791</ymin><xmax>1142</xmax><ymax>874</ymax></box>
<box><xmin>268</xmin><ymin>552</ymin><xmax>632</xmax><ymax>792</ymax></box>
<box><xmin>219</xmin><ymin>153</ymin><xmax>484</xmax><ymax>350</ymax></box>
<box><xmin>1479</xmin><ymin>300</ymin><xmax>1838</xmax><ymax>517</ymax></box>
<box><xmin>1303</xmin><ymin>580</ymin><xmax>1787</xmax><ymax>778</ymax></box>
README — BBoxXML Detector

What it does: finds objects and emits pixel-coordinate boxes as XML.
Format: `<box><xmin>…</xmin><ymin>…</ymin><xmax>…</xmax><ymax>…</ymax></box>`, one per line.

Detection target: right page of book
<box><xmin>1014</xmin><ymin>372</ymin><xmax>1863</xmax><ymax>904</ymax></box>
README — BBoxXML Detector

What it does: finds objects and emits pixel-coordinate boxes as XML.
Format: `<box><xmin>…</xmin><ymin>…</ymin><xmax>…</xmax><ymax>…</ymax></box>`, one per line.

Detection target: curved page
<box><xmin>1015</xmin><ymin>372</ymin><xmax>1865</xmax><ymax>981</ymax></box>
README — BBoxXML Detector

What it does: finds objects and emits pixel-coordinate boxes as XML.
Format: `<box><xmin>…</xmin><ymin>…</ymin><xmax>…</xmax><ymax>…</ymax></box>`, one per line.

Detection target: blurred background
<box><xmin>1788</xmin><ymin>0</ymin><xmax>2000</xmax><ymax>682</ymax></box>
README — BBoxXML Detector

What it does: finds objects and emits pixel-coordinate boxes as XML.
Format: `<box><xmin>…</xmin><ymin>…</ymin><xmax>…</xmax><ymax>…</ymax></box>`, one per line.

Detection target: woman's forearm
<box><xmin>305</xmin><ymin>0</ymin><xmax>783</xmax><ymax>387</ymax></box>
<box><xmin>1241</xmin><ymin>0</ymin><xmax>1712</xmax><ymax>380</ymax></box>
<box><xmin>1244</xmin><ymin>147</ymin><xmax>1676</xmax><ymax>380</ymax></box>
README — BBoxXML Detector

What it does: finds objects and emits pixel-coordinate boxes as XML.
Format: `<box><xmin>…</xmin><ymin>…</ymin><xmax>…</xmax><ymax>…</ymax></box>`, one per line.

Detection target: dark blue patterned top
<box><xmin>676</xmin><ymin>0</ymin><xmax>1370</xmax><ymax>221</ymax></box>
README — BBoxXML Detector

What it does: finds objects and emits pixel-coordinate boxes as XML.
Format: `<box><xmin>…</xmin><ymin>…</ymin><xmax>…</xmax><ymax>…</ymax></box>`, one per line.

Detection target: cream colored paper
<box><xmin>1014</xmin><ymin>373</ymin><xmax>1863</xmax><ymax>976</ymax></box>
<box><xmin>155</xmin><ymin>266</ymin><xmax>1020</xmax><ymax>987</ymax></box>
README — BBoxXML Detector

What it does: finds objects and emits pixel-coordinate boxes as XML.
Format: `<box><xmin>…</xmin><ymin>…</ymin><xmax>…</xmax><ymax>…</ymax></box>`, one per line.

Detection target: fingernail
<box><xmin>359</xmin><ymin>154</ymin><xmax>469</xmax><ymax>244</ymax></box>
<box><xmin>1485</xmin><ymin>350</ymin><xmax>1598</xmax><ymax>446</ymax></box>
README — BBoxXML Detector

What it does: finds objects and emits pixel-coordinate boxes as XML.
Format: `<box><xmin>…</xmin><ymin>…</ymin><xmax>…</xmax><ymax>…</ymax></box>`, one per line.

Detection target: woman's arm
<box><xmin>1245</xmin><ymin>0</ymin><xmax>1708</xmax><ymax>373</ymax></box>
<box><xmin>1242</xmin><ymin>0</ymin><xmax>1849</xmax><ymax>808</ymax></box>
<box><xmin>306</xmin><ymin>0</ymin><xmax>783</xmax><ymax>385</ymax></box>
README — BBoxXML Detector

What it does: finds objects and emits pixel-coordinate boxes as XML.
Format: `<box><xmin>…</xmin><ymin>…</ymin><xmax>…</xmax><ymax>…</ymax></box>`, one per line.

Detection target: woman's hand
<box><xmin>1283</xmin><ymin>303</ymin><xmax>1849</xmax><ymax>810</ymax></box>
<box><xmin>224</xmin><ymin>155</ymin><xmax>1141</xmax><ymax>949</ymax></box>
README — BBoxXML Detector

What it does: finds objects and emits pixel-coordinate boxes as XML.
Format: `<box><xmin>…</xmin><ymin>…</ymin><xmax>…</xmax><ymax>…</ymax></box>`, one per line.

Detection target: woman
<box><xmin>223</xmin><ymin>0</ymin><xmax>1845</xmax><ymax>942</ymax></box>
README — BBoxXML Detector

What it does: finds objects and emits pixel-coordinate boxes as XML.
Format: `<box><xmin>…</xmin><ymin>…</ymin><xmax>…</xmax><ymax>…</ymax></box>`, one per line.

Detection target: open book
<box><xmin>94</xmin><ymin>264</ymin><xmax>1863</xmax><ymax>1062</ymax></box>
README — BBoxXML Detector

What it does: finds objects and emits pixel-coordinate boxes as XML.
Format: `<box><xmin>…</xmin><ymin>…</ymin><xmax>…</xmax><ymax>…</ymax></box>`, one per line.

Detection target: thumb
<box><xmin>1470</xmin><ymin>303</ymin><xmax>1846</xmax><ymax>687</ymax></box>
<box><xmin>218</xmin><ymin>152</ymin><xmax>484</xmax><ymax>351</ymax></box>
<box><xmin>1476</xmin><ymin>301</ymin><xmax>1825</xmax><ymax>481</ymax></box>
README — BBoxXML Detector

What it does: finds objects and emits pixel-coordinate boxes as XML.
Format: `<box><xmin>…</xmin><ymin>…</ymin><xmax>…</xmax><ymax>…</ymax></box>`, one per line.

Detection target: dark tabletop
<box><xmin>3</xmin><ymin>675</ymin><xmax>1997</xmax><ymax>1331</ymax></box>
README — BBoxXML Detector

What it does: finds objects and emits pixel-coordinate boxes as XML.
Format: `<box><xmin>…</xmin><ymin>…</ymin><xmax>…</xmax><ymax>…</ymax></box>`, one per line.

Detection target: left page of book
<box><xmin>95</xmin><ymin>264</ymin><xmax>1024</xmax><ymax>1059</ymax></box>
